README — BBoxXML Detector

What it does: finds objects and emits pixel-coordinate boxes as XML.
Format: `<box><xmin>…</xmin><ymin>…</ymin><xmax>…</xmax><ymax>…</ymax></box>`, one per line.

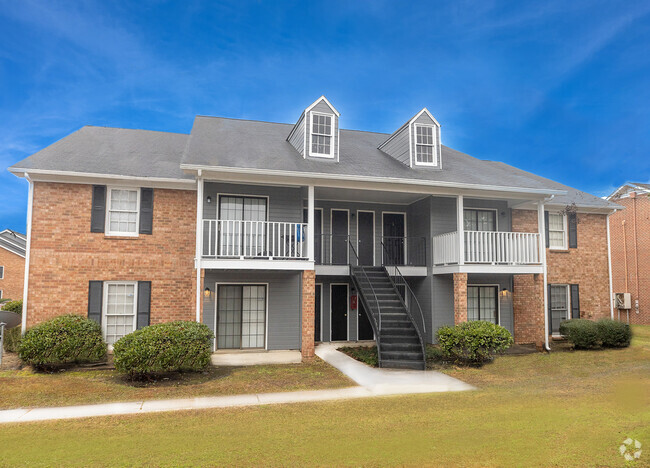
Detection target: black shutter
<box><xmin>570</xmin><ymin>284</ymin><xmax>580</xmax><ymax>319</ymax></box>
<box><xmin>137</xmin><ymin>281</ymin><xmax>151</xmax><ymax>329</ymax></box>
<box><xmin>90</xmin><ymin>185</ymin><xmax>106</xmax><ymax>233</ymax></box>
<box><xmin>88</xmin><ymin>281</ymin><xmax>103</xmax><ymax>324</ymax></box>
<box><xmin>139</xmin><ymin>188</ymin><xmax>154</xmax><ymax>235</ymax></box>
<box><xmin>544</xmin><ymin>211</ymin><xmax>550</xmax><ymax>248</ymax></box>
<box><xmin>568</xmin><ymin>213</ymin><xmax>578</xmax><ymax>248</ymax></box>
<box><xmin>547</xmin><ymin>284</ymin><xmax>552</xmax><ymax>335</ymax></box>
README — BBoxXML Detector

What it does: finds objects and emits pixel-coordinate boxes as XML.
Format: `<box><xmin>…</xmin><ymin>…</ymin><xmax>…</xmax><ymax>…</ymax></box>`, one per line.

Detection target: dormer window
<box><xmin>310</xmin><ymin>112</ymin><xmax>334</xmax><ymax>157</ymax></box>
<box><xmin>415</xmin><ymin>124</ymin><xmax>436</xmax><ymax>165</ymax></box>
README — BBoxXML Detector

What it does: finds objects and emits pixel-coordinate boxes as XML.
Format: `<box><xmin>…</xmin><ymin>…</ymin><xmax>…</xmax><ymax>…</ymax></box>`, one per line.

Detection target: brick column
<box><xmin>512</xmin><ymin>273</ymin><xmax>545</xmax><ymax>346</ymax></box>
<box><xmin>453</xmin><ymin>273</ymin><xmax>468</xmax><ymax>324</ymax></box>
<box><xmin>301</xmin><ymin>269</ymin><xmax>316</xmax><ymax>360</ymax></box>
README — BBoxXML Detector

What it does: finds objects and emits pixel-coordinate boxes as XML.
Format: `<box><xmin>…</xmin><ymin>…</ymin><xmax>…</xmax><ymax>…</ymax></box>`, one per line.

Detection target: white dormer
<box><xmin>287</xmin><ymin>96</ymin><xmax>340</xmax><ymax>161</ymax></box>
<box><xmin>378</xmin><ymin>108</ymin><xmax>441</xmax><ymax>169</ymax></box>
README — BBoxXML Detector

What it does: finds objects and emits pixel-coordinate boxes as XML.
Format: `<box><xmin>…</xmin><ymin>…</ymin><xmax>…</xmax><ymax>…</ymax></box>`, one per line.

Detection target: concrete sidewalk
<box><xmin>0</xmin><ymin>345</ymin><xmax>473</xmax><ymax>424</ymax></box>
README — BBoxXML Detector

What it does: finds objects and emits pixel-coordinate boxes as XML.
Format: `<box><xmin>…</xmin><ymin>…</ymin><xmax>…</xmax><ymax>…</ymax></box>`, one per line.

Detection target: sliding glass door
<box><xmin>218</xmin><ymin>196</ymin><xmax>267</xmax><ymax>256</ymax></box>
<box><xmin>217</xmin><ymin>284</ymin><xmax>267</xmax><ymax>349</ymax></box>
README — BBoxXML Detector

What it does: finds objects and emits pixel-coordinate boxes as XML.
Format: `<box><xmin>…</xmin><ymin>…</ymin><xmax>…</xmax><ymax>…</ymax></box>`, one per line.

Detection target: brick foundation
<box><xmin>512</xmin><ymin>274</ymin><xmax>545</xmax><ymax>345</ymax></box>
<box><xmin>453</xmin><ymin>272</ymin><xmax>468</xmax><ymax>324</ymax></box>
<box><xmin>301</xmin><ymin>269</ymin><xmax>315</xmax><ymax>360</ymax></box>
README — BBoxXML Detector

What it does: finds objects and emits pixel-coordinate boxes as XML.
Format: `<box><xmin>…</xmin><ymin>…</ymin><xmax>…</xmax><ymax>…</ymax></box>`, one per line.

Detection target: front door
<box><xmin>331</xmin><ymin>284</ymin><xmax>348</xmax><ymax>341</ymax></box>
<box><xmin>331</xmin><ymin>210</ymin><xmax>349</xmax><ymax>265</ymax></box>
<box><xmin>383</xmin><ymin>213</ymin><xmax>405</xmax><ymax>265</ymax></box>
<box><xmin>357</xmin><ymin>301</ymin><xmax>374</xmax><ymax>340</ymax></box>
<box><xmin>303</xmin><ymin>209</ymin><xmax>323</xmax><ymax>264</ymax></box>
<box><xmin>357</xmin><ymin>211</ymin><xmax>374</xmax><ymax>265</ymax></box>
<box><xmin>216</xmin><ymin>284</ymin><xmax>266</xmax><ymax>349</ymax></box>
<box><xmin>315</xmin><ymin>284</ymin><xmax>322</xmax><ymax>342</ymax></box>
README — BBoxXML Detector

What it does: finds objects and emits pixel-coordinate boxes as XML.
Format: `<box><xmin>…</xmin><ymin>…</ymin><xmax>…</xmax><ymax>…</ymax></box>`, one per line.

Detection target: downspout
<box><xmin>606</xmin><ymin>212</ymin><xmax>615</xmax><ymax>319</ymax></box>
<box><xmin>539</xmin><ymin>195</ymin><xmax>554</xmax><ymax>352</ymax></box>
<box><xmin>21</xmin><ymin>175</ymin><xmax>34</xmax><ymax>335</ymax></box>
<box><xmin>622</xmin><ymin>220</ymin><xmax>628</xmax><ymax>293</ymax></box>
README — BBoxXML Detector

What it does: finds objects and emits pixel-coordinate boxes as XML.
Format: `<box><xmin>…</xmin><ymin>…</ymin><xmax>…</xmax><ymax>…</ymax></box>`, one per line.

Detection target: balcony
<box><xmin>432</xmin><ymin>230</ymin><xmax>543</xmax><ymax>274</ymax></box>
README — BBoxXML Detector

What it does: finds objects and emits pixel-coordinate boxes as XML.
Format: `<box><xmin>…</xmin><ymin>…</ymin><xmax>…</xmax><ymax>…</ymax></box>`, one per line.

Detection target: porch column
<box><xmin>453</xmin><ymin>272</ymin><xmax>468</xmax><ymax>324</ymax></box>
<box><xmin>457</xmin><ymin>195</ymin><xmax>465</xmax><ymax>265</ymax></box>
<box><xmin>301</xmin><ymin>269</ymin><xmax>316</xmax><ymax>360</ymax></box>
<box><xmin>307</xmin><ymin>185</ymin><xmax>315</xmax><ymax>262</ymax></box>
<box><xmin>513</xmin><ymin>273</ymin><xmax>545</xmax><ymax>347</ymax></box>
<box><xmin>537</xmin><ymin>200</ymin><xmax>549</xmax><ymax>348</ymax></box>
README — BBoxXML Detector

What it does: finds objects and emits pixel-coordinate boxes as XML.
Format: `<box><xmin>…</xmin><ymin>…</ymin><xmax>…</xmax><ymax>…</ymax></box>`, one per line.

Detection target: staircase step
<box><xmin>381</xmin><ymin>342</ymin><xmax>422</xmax><ymax>352</ymax></box>
<box><xmin>381</xmin><ymin>359</ymin><xmax>426</xmax><ymax>370</ymax></box>
<box><xmin>382</xmin><ymin>350</ymin><xmax>423</xmax><ymax>360</ymax></box>
<box><xmin>380</xmin><ymin>327</ymin><xmax>418</xmax><ymax>336</ymax></box>
<box><xmin>380</xmin><ymin>335</ymin><xmax>420</xmax><ymax>345</ymax></box>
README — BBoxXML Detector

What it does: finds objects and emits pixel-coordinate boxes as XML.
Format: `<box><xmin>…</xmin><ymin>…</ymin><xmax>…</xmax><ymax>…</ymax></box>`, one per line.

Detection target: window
<box><xmin>550</xmin><ymin>285</ymin><xmax>569</xmax><ymax>334</ymax></box>
<box><xmin>218</xmin><ymin>196</ymin><xmax>267</xmax><ymax>256</ymax></box>
<box><xmin>464</xmin><ymin>209</ymin><xmax>496</xmax><ymax>231</ymax></box>
<box><xmin>0</xmin><ymin>290</ymin><xmax>3</xmax><ymax>299</ymax></box>
<box><xmin>467</xmin><ymin>286</ymin><xmax>498</xmax><ymax>324</ymax></box>
<box><xmin>548</xmin><ymin>212</ymin><xmax>567</xmax><ymax>249</ymax></box>
<box><xmin>0</xmin><ymin>265</ymin><xmax>3</xmax><ymax>279</ymax></box>
<box><xmin>310</xmin><ymin>113</ymin><xmax>333</xmax><ymax>157</ymax></box>
<box><xmin>217</xmin><ymin>284</ymin><xmax>266</xmax><ymax>349</ymax></box>
<box><xmin>107</xmin><ymin>188</ymin><xmax>140</xmax><ymax>236</ymax></box>
<box><xmin>103</xmin><ymin>282</ymin><xmax>137</xmax><ymax>345</ymax></box>
<box><xmin>415</xmin><ymin>124</ymin><xmax>436</xmax><ymax>165</ymax></box>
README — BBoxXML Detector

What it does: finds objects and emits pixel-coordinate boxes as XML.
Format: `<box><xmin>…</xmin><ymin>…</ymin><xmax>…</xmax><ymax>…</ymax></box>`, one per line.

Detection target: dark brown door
<box><xmin>331</xmin><ymin>210</ymin><xmax>348</xmax><ymax>265</ymax></box>
<box><xmin>331</xmin><ymin>284</ymin><xmax>348</xmax><ymax>341</ymax></box>
<box><xmin>357</xmin><ymin>211</ymin><xmax>374</xmax><ymax>265</ymax></box>
<box><xmin>383</xmin><ymin>213</ymin><xmax>405</xmax><ymax>265</ymax></box>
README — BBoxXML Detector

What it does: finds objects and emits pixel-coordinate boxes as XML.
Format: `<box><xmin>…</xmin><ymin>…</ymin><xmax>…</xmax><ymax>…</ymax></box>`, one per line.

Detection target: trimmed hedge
<box><xmin>113</xmin><ymin>321</ymin><xmax>213</xmax><ymax>378</ymax></box>
<box><xmin>559</xmin><ymin>319</ymin><xmax>601</xmax><ymax>349</ymax></box>
<box><xmin>436</xmin><ymin>321</ymin><xmax>513</xmax><ymax>364</ymax></box>
<box><xmin>597</xmin><ymin>319</ymin><xmax>631</xmax><ymax>348</ymax></box>
<box><xmin>1</xmin><ymin>300</ymin><xmax>23</xmax><ymax>353</ymax></box>
<box><xmin>18</xmin><ymin>315</ymin><xmax>107</xmax><ymax>370</ymax></box>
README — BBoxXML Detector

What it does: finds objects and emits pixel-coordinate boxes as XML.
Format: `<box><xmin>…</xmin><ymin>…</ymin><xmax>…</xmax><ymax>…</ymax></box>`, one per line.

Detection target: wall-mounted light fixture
<box><xmin>204</xmin><ymin>287</ymin><xmax>212</xmax><ymax>299</ymax></box>
<box><xmin>206</xmin><ymin>196</ymin><xmax>212</xmax><ymax>204</ymax></box>
<box><xmin>499</xmin><ymin>288</ymin><xmax>510</xmax><ymax>297</ymax></box>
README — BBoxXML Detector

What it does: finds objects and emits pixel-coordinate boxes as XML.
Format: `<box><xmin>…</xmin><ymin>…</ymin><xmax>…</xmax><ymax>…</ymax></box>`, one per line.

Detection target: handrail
<box><xmin>348</xmin><ymin>239</ymin><xmax>382</xmax><ymax>365</ymax></box>
<box><xmin>381</xmin><ymin>241</ymin><xmax>427</xmax><ymax>360</ymax></box>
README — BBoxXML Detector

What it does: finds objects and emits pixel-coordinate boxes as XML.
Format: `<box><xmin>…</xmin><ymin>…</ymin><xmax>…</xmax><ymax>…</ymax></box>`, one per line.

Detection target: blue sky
<box><xmin>1</xmin><ymin>0</ymin><xmax>649</xmax><ymax>232</ymax></box>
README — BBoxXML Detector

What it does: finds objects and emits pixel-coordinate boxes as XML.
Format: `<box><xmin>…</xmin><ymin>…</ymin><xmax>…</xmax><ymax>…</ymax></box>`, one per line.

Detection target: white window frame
<box><xmin>102</xmin><ymin>281</ymin><xmax>138</xmax><ymax>346</ymax></box>
<box><xmin>414</xmin><ymin>123</ymin><xmax>437</xmax><ymax>166</ymax></box>
<box><xmin>0</xmin><ymin>265</ymin><xmax>3</xmax><ymax>279</ymax></box>
<box><xmin>309</xmin><ymin>111</ymin><xmax>335</xmax><ymax>158</ymax></box>
<box><xmin>105</xmin><ymin>187</ymin><xmax>140</xmax><ymax>237</ymax></box>
<box><xmin>548</xmin><ymin>212</ymin><xmax>568</xmax><ymax>250</ymax></box>
<box><xmin>467</xmin><ymin>284</ymin><xmax>501</xmax><ymax>325</ymax></box>
<box><xmin>550</xmin><ymin>284</ymin><xmax>570</xmax><ymax>336</ymax></box>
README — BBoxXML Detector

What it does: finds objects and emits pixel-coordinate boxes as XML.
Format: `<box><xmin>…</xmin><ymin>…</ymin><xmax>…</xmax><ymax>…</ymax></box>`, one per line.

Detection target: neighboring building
<box><xmin>607</xmin><ymin>183</ymin><xmax>650</xmax><ymax>324</ymax></box>
<box><xmin>0</xmin><ymin>229</ymin><xmax>26</xmax><ymax>302</ymax></box>
<box><xmin>9</xmin><ymin>97</ymin><xmax>620</xmax><ymax>369</ymax></box>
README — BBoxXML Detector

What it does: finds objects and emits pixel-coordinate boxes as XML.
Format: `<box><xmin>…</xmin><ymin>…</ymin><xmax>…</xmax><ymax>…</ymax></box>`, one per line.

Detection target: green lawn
<box><xmin>0</xmin><ymin>326</ymin><xmax>648</xmax><ymax>467</ymax></box>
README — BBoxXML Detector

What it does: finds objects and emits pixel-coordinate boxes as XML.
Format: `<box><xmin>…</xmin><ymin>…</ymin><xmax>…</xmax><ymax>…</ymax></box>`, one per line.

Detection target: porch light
<box><xmin>500</xmin><ymin>288</ymin><xmax>510</xmax><ymax>297</ymax></box>
<box><xmin>206</xmin><ymin>196</ymin><xmax>212</xmax><ymax>204</ymax></box>
<box><xmin>204</xmin><ymin>287</ymin><xmax>212</xmax><ymax>298</ymax></box>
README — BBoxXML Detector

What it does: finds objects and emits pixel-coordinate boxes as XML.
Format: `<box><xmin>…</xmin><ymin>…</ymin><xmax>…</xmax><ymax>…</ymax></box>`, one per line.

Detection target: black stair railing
<box><xmin>348</xmin><ymin>239</ymin><xmax>383</xmax><ymax>367</ymax></box>
<box><xmin>380</xmin><ymin>241</ymin><xmax>427</xmax><ymax>361</ymax></box>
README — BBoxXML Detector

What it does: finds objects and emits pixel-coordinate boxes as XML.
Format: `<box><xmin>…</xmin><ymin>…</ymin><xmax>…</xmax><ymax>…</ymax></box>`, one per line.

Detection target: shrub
<box><xmin>559</xmin><ymin>319</ymin><xmax>601</xmax><ymax>349</ymax></box>
<box><xmin>18</xmin><ymin>314</ymin><xmax>107</xmax><ymax>370</ymax></box>
<box><xmin>596</xmin><ymin>319</ymin><xmax>631</xmax><ymax>348</ymax></box>
<box><xmin>1</xmin><ymin>300</ymin><xmax>22</xmax><ymax>353</ymax></box>
<box><xmin>436</xmin><ymin>321</ymin><xmax>513</xmax><ymax>364</ymax></box>
<box><xmin>113</xmin><ymin>321</ymin><xmax>213</xmax><ymax>378</ymax></box>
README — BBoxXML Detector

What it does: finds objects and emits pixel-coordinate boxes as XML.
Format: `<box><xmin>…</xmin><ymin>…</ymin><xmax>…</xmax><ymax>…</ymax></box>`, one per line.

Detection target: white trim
<box><xmin>315</xmin><ymin>265</ymin><xmax>349</xmax><ymax>276</ymax></box>
<box><xmin>195</xmin><ymin>178</ymin><xmax>203</xmax><ymax>321</ymax></box>
<box><xmin>409</xmin><ymin>107</ymin><xmax>440</xmax><ymax>127</ymax></box>
<box><xmin>457</xmin><ymin>195</ymin><xmax>465</xmax><ymax>265</ymax></box>
<box><xmin>201</xmin><ymin>259</ymin><xmax>314</xmax><ymax>270</ymax></box>
<box><xmin>180</xmin><ymin>164</ymin><xmax>567</xmax><ymax>197</ymax></box>
<box><xmin>105</xmin><ymin>187</ymin><xmax>141</xmax><ymax>237</ymax></box>
<box><xmin>408</xmin><ymin>119</ymin><xmax>413</xmax><ymax>168</ymax></box>
<box><xmin>606</xmin><ymin>213</ymin><xmax>615</xmax><ymax>319</ymax></box>
<box><xmin>308</xmin><ymin>111</ymin><xmax>335</xmax><ymax>158</ymax></box>
<box><xmin>0</xmin><ymin>244</ymin><xmax>26</xmax><ymax>258</ymax></box>
<box><xmin>330</xmin><ymin>283</ymin><xmax>350</xmax><ymax>342</ymax></box>
<box><xmin>0</xmin><ymin>231</ymin><xmax>26</xmax><ymax>258</ymax></box>
<box><xmin>0</xmin><ymin>229</ymin><xmax>26</xmax><ymax>240</ymax></box>
<box><xmin>547</xmin><ymin>211</ymin><xmax>568</xmax><ymax>250</ymax></box>
<box><xmin>413</xmin><ymin>123</ymin><xmax>438</xmax><ymax>167</ymax></box>
<box><xmin>432</xmin><ymin>264</ymin><xmax>544</xmax><ymax>275</ymax></box>
<box><xmin>381</xmin><ymin>211</ymin><xmax>407</xmax><ymax>265</ymax></box>
<box><xmin>307</xmin><ymin>186</ymin><xmax>315</xmax><ymax>262</ymax></box>
<box><xmin>330</xmin><ymin>209</ymin><xmax>350</xmax><ymax>265</ymax></box>
<box><xmin>356</xmin><ymin>210</ymin><xmax>375</xmax><ymax>266</ymax></box>
<box><xmin>316</xmin><ymin>283</ymin><xmax>323</xmax><ymax>342</ymax></box>
<box><xmin>463</xmin><ymin>207</ymin><xmax>499</xmax><ymax>231</ymax></box>
<box><xmin>21</xmin><ymin>177</ymin><xmax>34</xmax><ymax>334</ymax></box>
<box><xmin>467</xmin><ymin>284</ymin><xmax>501</xmax><ymax>325</ymax></box>
<box><xmin>102</xmin><ymin>281</ymin><xmax>138</xmax><ymax>344</ymax></box>
<box><xmin>538</xmin><ymin>201</ymin><xmax>550</xmax><ymax>350</ymax></box>
<box><xmin>213</xmin><ymin>282</ymin><xmax>269</xmax><ymax>352</ymax></box>
<box><xmin>304</xmin><ymin>206</ymin><xmax>324</xmax><ymax>264</ymax></box>
<box><xmin>9</xmin><ymin>168</ymin><xmax>196</xmax><ymax>190</ymax></box>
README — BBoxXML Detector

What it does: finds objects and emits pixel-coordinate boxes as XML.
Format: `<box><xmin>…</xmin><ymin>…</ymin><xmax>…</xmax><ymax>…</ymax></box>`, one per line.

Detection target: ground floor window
<box><xmin>467</xmin><ymin>285</ymin><xmax>498</xmax><ymax>324</ymax></box>
<box><xmin>103</xmin><ymin>282</ymin><xmax>137</xmax><ymax>345</ymax></box>
<box><xmin>550</xmin><ymin>284</ymin><xmax>569</xmax><ymax>334</ymax></box>
<box><xmin>217</xmin><ymin>284</ymin><xmax>266</xmax><ymax>349</ymax></box>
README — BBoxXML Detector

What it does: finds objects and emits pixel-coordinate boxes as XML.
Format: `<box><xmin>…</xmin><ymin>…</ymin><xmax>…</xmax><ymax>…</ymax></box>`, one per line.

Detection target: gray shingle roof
<box><xmin>9</xmin><ymin>116</ymin><xmax>617</xmax><ymax>210</ymax></box>
<box><xmin>0</xmin><ymin>230</ymin><xmax>26</xmax><ymax>257</ymax></box>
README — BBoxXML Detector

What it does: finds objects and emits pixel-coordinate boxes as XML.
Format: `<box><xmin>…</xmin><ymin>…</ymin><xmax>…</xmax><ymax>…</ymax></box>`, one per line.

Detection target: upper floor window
<box><xmin>548</xmin><ymin>212</ymin><xmax>567</xmax><ymax>249</ymax></box>
<box><xmin>415</xmin><ymin>124</ymin><xmax>436</xmax><ymax>165</ymax></box>
<box><xmin>106</xmin><ymin>188</ymin><xmax>140</xmax><ymax>236</ymax></box>
<box><xmin>310</xmin><ymin>112</ymin><xmax>333</xmax><ymax>157</ymax></box>
<box><xmin>0</xmin><ymin>265</ymin><xmax>3</xmax><ymax>279</ymax></box>
<box><xmin>464</xmin><ymin>209</ymin><xmax>496</xmax><ymax>232</ymax></box>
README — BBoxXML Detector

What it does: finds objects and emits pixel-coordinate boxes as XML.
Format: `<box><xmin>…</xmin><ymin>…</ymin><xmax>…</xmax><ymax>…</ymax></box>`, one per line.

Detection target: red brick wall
<box><xmin>0</xmin><ymin>248</ymin><xmax>24</xmax><ymax>302</ymax></box>
<box><xmin>26</xmin><ymin>182</ymin><xmax>197</xmax><ymax>327</ymax></box>
<box><xmin>453</xmin><ymin>272</ymin><xmax>467</xmax><ymax>324</ymax></box>
<box><xmin>301</xmin><ymin>269</ymin><xmax>315</xmax><ymax>359</ymax></box>
<box><xmin>512</xmin><ymin>274</ymin><xmax>545</xmax><ymax>345</ymax></box>
<box><xmin>609</xmin><ymin>194</ymin><xmax>650</xmax><ymax>324</ymax></box>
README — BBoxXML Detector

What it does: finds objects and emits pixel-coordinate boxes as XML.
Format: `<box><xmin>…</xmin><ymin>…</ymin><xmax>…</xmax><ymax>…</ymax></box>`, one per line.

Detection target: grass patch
<box><xmin>0</xmin><ymin>326</ymin><xmax>647</xmax><ymax>467</ymax></box>
<box><xmin>0</xmin><ymin>357</ymin><xmax>353</xmax><ymax>409</ymax></box>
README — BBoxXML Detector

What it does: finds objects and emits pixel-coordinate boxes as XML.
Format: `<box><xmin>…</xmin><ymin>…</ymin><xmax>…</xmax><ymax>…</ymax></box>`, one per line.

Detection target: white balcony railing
<box><xmin>432</xmin><ymin>231</ymin><xmax>541</xmax><ymax>266</ymax></box>
<box><xmin>203</xmin><ymin>220</ymin><xmax>308</xmax><ymax>260</ymax></box>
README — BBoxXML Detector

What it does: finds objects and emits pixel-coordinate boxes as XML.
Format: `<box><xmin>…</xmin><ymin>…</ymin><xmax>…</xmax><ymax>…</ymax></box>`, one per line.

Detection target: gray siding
<box><xmin>287</xmin><ymin>113</ymin><xmax>305</xmax><ymax>156</ymax></box>
<box><xmin>467</xmin><ymin>274</ymin><xmax>514</xmax><ymax>335</ymax></box>
<box><xmin>203</xmin><ymin>270</ymin><xmax>302</xmax><ymax>351</ymax></box>
<box><xmin>407</xmin><ymin>276</ymin><xmax>433</xmax><ymax>342</ymax></box>
<box><xmin>305</xmin><ymin>100</ymin><xmax>339</xmax><ymax>161</ymax></box>
<box><xmin>431</xmin><ymin>196</ymin><xmax>457</xmax><ymax>236</ymax></box>
<box><xmin>379</xmin><ymin>124</ymin><xmax>410</xmax><ymax>166</ymax></box>
<box><xmin>407</xmin><ymin>197</ymin><xmax>431</xmax><ymax>266</ymax></box>
<box><xmin>431</xmin><ymin>275</ymin><xmax>455</xmax><ymax>342</ymax></box>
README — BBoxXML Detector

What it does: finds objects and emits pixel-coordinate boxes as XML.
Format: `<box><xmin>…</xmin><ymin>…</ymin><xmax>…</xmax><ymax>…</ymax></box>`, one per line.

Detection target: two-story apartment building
<box><xmin>0</xmin><ymin>229</ymin><xmax>26</xmax><ymax>302</ymax></box>
<box><xmin>10</xmin><ymin>97</ymin><xmax>619</xmax><ymax>369</ymax></box>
